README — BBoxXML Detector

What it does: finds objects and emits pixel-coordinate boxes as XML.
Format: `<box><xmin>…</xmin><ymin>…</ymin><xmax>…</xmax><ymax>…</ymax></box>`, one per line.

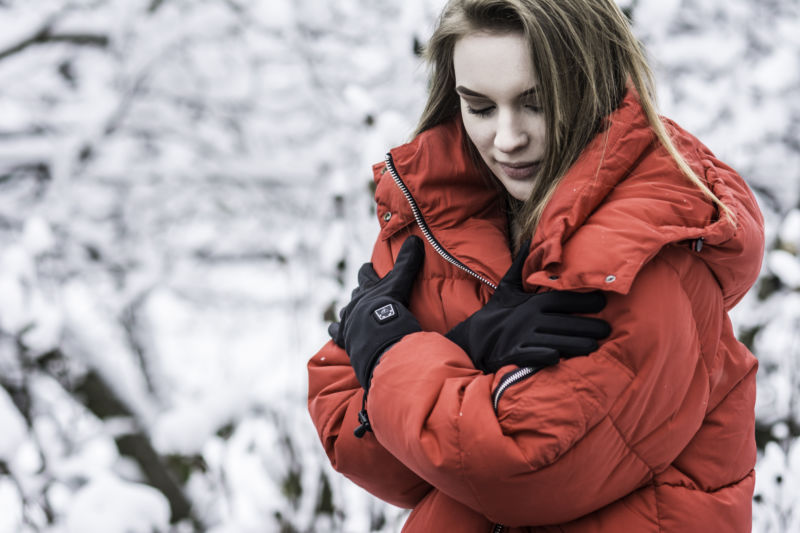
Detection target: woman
<box><xmin>308</xmin><ymin>0</ymin><xmax>764</xmax><ymax>531</ymax></box>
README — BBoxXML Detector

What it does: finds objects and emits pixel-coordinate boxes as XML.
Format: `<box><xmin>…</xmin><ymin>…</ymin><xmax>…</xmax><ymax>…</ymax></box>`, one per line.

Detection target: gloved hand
<box><xmin>329</xmin><ymin>236</ymin><xmax>425</xmax><ymax>390</ymax></box>
<box><xmin>445</xmin><ymin>240</ymin><xmax>611</xmax><ymax>373</ymax></box>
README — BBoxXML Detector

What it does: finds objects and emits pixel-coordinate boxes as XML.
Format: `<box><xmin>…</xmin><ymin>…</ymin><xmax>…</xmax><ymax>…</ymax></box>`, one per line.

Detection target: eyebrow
<box><xmin>455</xmin><ymin>85</ymin><xmax>539</xmax><ymax>99</ymax></box>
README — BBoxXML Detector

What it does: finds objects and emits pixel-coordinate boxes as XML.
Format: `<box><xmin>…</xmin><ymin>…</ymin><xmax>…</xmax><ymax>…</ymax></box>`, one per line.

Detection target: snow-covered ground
<box><xmin>0</xmin><ymin>1</ymin><xmax>797</xmax><ymax>531</ymax></box>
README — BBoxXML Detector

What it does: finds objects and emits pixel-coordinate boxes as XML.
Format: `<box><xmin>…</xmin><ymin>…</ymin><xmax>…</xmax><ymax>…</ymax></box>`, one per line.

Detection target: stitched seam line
<box><xmin>605</xmin><ymin>415</ymin><xmax>661</xmax><ymax>531</ymax></box>
<box><xmin>606</xmin><ymin>411</ymin><xmax>656</xmax><ymax>478</ymax></box>
<box><xmin>653</xmin><ymin>483</ymin><xmax>665</xmax><ymax>532</ymax></box>
<box><xmin>653</xmin><ymin>468</ymin><xmax>754</xmax><ymax>493</ymax></box>
<box><xmin>702</xmin><ymin>361</ymin><xmax>757</xmax><ymax>421</ymax></box>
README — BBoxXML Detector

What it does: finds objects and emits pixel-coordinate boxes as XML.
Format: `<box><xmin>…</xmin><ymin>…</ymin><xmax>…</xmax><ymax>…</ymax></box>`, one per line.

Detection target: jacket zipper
<box><xmin>386</xmin><ymin>153</ymin><xmax>538</xmax><ymax>533</ymax></box>
<box><xmin>493</xmin><ymin>366</ymin><xmax>537</xmax><ymax>412</ymax></box>
<box><xmin>384</xmin><ymin>153</ymin><xmax>498</xmax><ymax>291</ymax></box>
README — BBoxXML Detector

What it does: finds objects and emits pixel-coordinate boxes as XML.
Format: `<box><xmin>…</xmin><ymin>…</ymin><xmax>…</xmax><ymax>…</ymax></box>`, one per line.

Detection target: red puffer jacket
<box><xmin>308</xmin><ymin>88</ymin><xmax>764</xmax><ymax>532</ymax></box>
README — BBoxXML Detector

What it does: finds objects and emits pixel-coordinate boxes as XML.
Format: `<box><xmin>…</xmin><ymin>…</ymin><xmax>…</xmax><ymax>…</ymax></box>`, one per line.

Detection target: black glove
<box><xmin>445</xmin><ymin>240</ymin><xmax>611</xmax><ymax>373</ymax></box>
<box><xmin>328</xmin><ymin>236</ymin><xmax>425</xmax><ymax>390</ymax></box>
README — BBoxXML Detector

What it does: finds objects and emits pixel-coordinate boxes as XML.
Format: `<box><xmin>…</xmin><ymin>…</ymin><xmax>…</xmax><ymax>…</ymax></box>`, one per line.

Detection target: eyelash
<box><xmin>465</xmin><ymin>104</ymin><xmax>542</xmax><ymax>117</ymax></box>
<box><xmin>467</xmin><ymin>105</ymin><xmax>494</xmax><ymax>117</ymax></box>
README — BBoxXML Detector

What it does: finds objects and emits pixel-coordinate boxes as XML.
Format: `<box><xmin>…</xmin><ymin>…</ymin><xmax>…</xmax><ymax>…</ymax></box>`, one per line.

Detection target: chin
<box><xmin>504</xmin><ymin>183</ymin><xmax>534</xmax><ymax>202</ymax></box>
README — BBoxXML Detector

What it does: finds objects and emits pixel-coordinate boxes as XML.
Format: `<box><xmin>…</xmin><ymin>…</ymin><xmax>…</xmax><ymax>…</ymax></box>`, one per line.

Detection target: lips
<box><xmin>496</xmin><ymin>160</ymin><xmax>541</xmax><ymax>180</ymax></box>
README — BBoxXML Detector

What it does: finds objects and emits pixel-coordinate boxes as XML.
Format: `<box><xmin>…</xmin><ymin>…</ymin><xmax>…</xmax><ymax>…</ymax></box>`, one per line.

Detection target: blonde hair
<box><xmin>417</xmin><ymin>0</ymin><xmax>733</xmax><ymax>247</ymax></box>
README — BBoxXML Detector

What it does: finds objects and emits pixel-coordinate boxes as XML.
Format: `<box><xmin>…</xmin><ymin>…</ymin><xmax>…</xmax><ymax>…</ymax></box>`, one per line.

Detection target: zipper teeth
<box><xmin>385</xmin><ymin>153</ymin><xmax>497</xmax><ymax>291</ymax></box>
<box><xmin>492</xmin><ymin>524</ymin><xmax>504</xmax><ymax>533</ymax></box>
<box><xmin>493</xmin><ymin>366</ymin><xmax>535</xmax><ymax>412</ymax></box>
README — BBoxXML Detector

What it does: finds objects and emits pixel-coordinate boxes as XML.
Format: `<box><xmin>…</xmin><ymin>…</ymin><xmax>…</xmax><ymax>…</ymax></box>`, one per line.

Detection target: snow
<box><xmin>0</xmin><ymin>387</ymin><xmax>27</xmax><ymax>463</ymax></box>
<box><xmin>754</xmin><ymin>441</ymin><xmax>800</xmax><ymax>533</ymax></box>
<box><xmin>11</xmin><ymin>438</ymin><xmax>43</xmax><ymax>476</ymax></box>
<box><xmin>0</xmin><ymin>245</ymin><xmax>36</xmax><ymax>334</ymax></box>
<box><xmin>0</xmin><ymin>275</ymin><xmax>26</xmax><ymax>334</ymax></box>
<box><xmin>779</xmin><ymin>209</ymin><xmax>800</xmax><ymax>252</ymax></box>
<box><xmin>632</xmin><ymin>0</ymin><xmax>681</xmax><ymax>40</ymax></box>
<box><xmin>20</xmin><ymin>291</ymin><xmax>63</xmax><ymax>357</ymax></box>
<box><xmin>768</xmin><ymin>250</ymin><xmax>800</xmax><ymax>289</ymax></box>
<box><xmin>52</xmin><ymin>433</ymin><xmax>119</xmax><ymax>481</ymax></box>
<box><xmin>753</xmin><ymin>48</ymin><xmax>800</xmax><ymax>93</ymax></box>
<box><xmin>21</xmin><ymin>216</ymin><xmax>55</xmax><ymax>256</ymax></box>
<box><xmin>657</xmin><ymin>32</ymin><xmax>746</xmax><ymax>72</ymax></box>
<box><xmin>65</xmin><ymin>475</ymin><xmax>170</xmax><ymax>533</ymax></box>
<box><xmin>251</xmin><ymin>0</ymin><xmax>295</xmax><ymax>30</ymax></box>
<box><xmin>0</xmin><ymin>477</ymin><xmax>23</xmax><ymax>533</ymax></box>
<box><xmin>152</xmin><ymin>396</ymin><xmax>246</xmax><ymax>456</ymax></box>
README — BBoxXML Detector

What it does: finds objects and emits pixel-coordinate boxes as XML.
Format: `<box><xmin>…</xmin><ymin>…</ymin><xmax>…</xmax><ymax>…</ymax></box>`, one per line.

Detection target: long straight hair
<box><xmin>416</xmin><ymin>0</ymin><xmax>733</xmax><ymax>247</ymax></box>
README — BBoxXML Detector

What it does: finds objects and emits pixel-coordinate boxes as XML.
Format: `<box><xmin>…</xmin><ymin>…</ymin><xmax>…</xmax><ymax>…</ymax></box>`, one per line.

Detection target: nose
<box><xmin>494</xmin><ymin>110</ymin><xmax>529</xmax><ymax>153</ymax></box>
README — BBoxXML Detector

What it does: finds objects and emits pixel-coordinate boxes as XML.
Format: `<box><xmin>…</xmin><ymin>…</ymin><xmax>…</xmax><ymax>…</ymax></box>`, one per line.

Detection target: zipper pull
<box><xmin>354</xmin><ymin>408</ymin><xmax>372</xmax><ymax>438</ymax></box>
<box><xmin>354</xmin><ymin>393</ymin><xmax>373</xmax><ymax>438</ymax></box>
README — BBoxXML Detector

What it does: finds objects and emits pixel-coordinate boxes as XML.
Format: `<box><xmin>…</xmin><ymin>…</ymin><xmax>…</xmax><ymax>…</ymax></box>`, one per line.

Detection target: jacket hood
<box><xmin>525</xmin><ymin>88</ymin><xmax>765</xmax><ymax>310</ymax></box>
<box><xmin>373</xmin><ymin>89</ymin><xmax>764</xmax><ymax>311</ymax></box>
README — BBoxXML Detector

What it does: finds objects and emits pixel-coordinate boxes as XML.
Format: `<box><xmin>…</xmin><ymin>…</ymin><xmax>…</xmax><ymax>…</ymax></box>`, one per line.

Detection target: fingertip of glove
<box><xmin>597</xmin><ymin>320</ymin><xmax>612</xmax><ymax>339</ymax></box>
<box><xmin>395</xmin><ymin>235</ymin><xmax>426</xmax><ymax>270</ymax></box>
<box><xmin>581</xmin><ymin>290</ymin><xmax>607</xmax><ymax>313</ymax></box>
<box><xmin>327</xmin><ymin>322</ymin><xmax>340</xmax><ymax>341</ymax></box>
<box><xmin>357</xmin><ymin>262</ymin><xmax>380</xmax><ymax>286</ymax></box>
<box><xmin>402</xmin><ymin>235</ymin><xmax>425</xmax><ymax>255</ymax></box>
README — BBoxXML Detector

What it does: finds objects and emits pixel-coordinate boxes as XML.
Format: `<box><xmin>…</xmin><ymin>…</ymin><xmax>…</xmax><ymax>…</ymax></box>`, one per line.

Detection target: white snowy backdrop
<box><xmin>0</xmin><ymin>0</ymin><xmax>797</xmax><ymax>532</ymax></box>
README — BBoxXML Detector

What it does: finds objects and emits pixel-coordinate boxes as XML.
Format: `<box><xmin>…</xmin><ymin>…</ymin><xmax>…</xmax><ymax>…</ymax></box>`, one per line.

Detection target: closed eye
<box><xmin>466</xmin><ymin>104</ymin><xmax>494</xmax><ymax>117</ymax></box>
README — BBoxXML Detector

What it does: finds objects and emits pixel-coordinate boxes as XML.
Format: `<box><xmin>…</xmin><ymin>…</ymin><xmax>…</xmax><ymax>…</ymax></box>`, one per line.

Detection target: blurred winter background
<box><xmin>0</xmin><ymin>0</ymin><xmax>797</xmax><ymax>531</ymax></box>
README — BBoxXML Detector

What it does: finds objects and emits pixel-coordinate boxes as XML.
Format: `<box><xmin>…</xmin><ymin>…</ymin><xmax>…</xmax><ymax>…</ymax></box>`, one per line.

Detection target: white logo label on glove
<box><xmin>373</xmin><ymin>303</ymin><xmax>397</xmax><ymax>323</ymax></box>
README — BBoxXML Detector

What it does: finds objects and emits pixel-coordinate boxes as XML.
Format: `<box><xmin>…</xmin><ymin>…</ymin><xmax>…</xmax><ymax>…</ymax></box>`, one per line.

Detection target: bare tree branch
<box><xmin>0</xmin><ymin>25</ymin><xmax>109</xmax><ymax>62</ymax></box>
<box><xmin>120</xmin><ymin>290</ymin><xmax>160</xmax><ymax>398</ymax></box>
<box><xmin>0</xmin><ymin>162</ymin><xmax>51</xmax><ymax>184</ymax></box>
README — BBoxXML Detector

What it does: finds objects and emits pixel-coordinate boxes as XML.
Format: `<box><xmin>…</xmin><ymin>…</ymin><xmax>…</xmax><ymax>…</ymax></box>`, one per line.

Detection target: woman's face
<box><xmin>453</xmin><ymin>31</ymin><xmax>546</xmax><ymax>201</ymax></box>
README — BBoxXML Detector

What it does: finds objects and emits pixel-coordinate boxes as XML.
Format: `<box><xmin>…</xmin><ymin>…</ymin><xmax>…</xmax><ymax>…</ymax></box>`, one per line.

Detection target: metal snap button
<box><xmin>605</xmin><ymin>275</ymin><xmax>616</xmax><ymax>283</ymax></box>
<box><xmin>383</xmin><ymin>212</ymin><xmax>392</xmax><ymax>222</ymax></box>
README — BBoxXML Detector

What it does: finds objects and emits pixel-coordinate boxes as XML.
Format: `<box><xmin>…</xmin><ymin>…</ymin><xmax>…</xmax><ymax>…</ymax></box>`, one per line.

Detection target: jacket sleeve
<box><xmin>307</xmin><ymin>338</ymin><xmax>432</xmax><ymax>508</ymax></box>
<box><xmin>365</xmin><ymin>251</ymin><xmax>716</xmax><ymax>526</ymax></box>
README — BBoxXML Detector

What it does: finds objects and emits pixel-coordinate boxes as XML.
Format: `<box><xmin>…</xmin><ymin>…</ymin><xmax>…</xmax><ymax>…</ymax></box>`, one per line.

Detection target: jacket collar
<box><xmin>373</xmin><ymin>118</ymin><xmax>512</xmax><ymax>287</ymax></box>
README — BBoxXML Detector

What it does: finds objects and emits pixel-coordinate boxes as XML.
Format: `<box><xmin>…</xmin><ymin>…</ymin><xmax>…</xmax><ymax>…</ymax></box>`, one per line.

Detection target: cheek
<box><xmin>530</xmin><ymin>115</ymin><xmax>547</xmax><ymax>147</ymax></box>
<box><xmin>460</xmin><ymin>110</ymin><xmax>492</xmax><ymax>153</ymax></box>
